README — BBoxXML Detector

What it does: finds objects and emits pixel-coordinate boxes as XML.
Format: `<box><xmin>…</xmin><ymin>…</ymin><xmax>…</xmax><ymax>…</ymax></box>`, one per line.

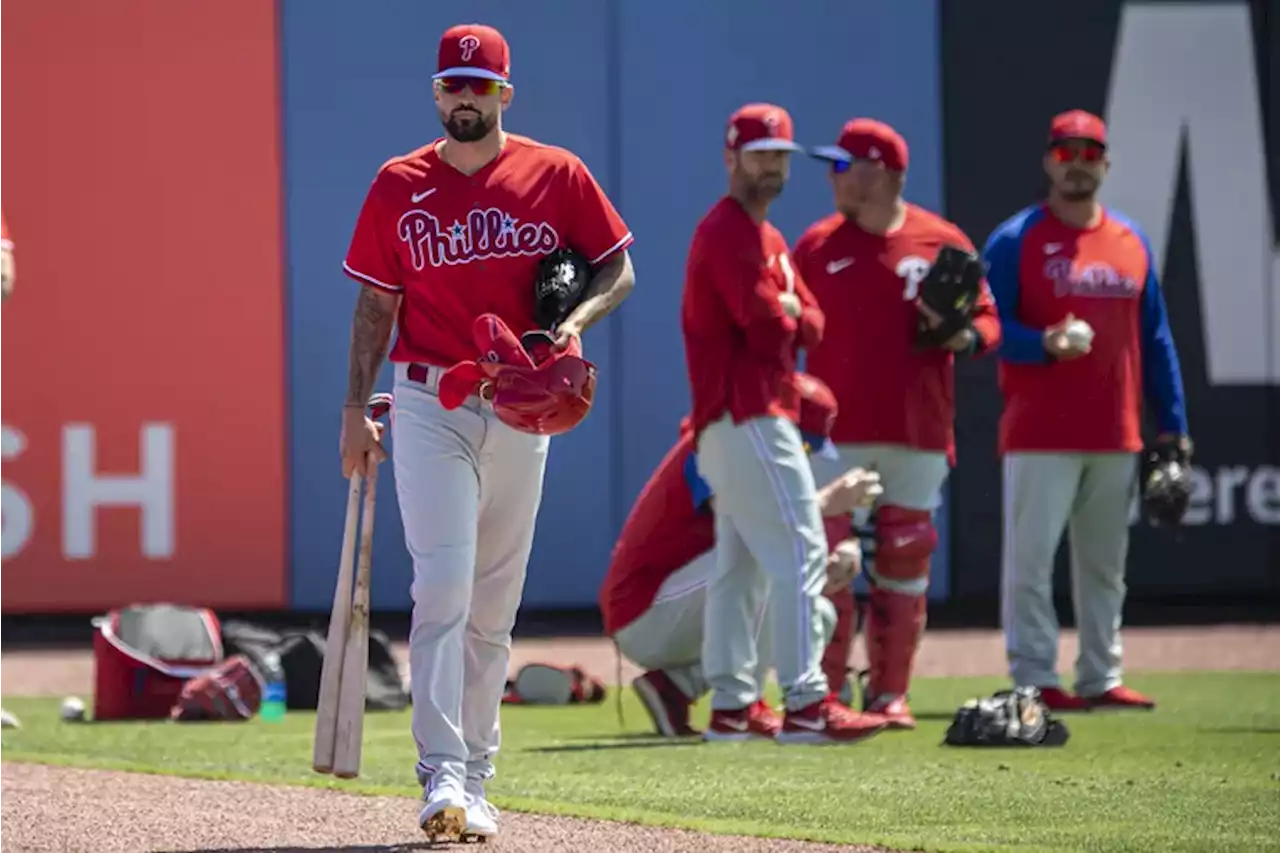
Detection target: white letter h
<box><xmin>63</xmin><ymin>424</ymin><xmax>175</xmax><ymax>559</ymax></box>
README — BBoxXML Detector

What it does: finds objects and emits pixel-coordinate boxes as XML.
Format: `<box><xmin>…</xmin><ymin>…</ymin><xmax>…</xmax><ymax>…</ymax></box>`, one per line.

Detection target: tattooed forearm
<box><xmin>560</xmin><ymin>250</ymin><xmax>635</xmax><ymax>333</ymax></box>
<box><xmin>345</xmin><ymin>286</ymin><xmax>400</xmax><ymax>407</ymax></box>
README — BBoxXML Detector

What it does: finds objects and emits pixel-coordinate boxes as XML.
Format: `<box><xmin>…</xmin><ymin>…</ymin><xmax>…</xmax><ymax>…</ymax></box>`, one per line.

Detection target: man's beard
<box><xmin>746</xmin><ymin>174</ymin><xmax>785</xmax><ymax>203</ymax></box>
<box><xmin>443</xmin><ymin>108</ymin><xmax>495</xmax><ymax>143</ymax></box>
<box><xmin>1058</xmin><ymin>171</ymin><xmax>1098</xmax><ymax>202</ymax></box>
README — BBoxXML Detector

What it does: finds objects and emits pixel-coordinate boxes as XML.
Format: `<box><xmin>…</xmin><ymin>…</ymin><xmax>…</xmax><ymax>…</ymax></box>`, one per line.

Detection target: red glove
<box><xmin>170</xmin><ymin>656</ymin><xmax>264</xmax><ymax>722</ymax></box>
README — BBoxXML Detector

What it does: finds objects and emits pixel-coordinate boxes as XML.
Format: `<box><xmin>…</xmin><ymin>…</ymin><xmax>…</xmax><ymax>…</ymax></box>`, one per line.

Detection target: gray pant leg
<box><xmin>1002</xmin><ymin>453</ymin><xmax>1082</xmax><ymax>689</ymax></box>
<box><xmin>1068</xmin><ymin>453</ymin><xmax>1138</xmax><ymax>696</ymax></box>
<box><xmin>697</xmin><ymin>415</ymin><xmax>830</xmax><ymax>711</ymax></box>
<box><xmin>613</xmin><ymin>550</ymin><xmax>717</xmax><ymax>699</ymax></box>
<box><xmin>701</xmin><ymin>508</ymin><xmax>770</xmax><ymax>709</ymax></box>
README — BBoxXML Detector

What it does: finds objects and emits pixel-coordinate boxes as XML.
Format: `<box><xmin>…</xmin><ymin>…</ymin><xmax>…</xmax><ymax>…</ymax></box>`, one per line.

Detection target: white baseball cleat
<box><xmin>461</xmin><ymin>778</ymin><xmax>500</xmax><ymax>842</ymax></box>
<box><xmin>419</xmin><ymin>777</ymin><xmax>467</xmax><ymax>842</ymax></box>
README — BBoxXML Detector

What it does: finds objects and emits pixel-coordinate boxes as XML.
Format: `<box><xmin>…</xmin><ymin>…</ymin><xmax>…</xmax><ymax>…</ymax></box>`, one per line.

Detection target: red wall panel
<box><xmin>1</xmin><ymin>0</ymin><xmax>287</xmax><ymax>611</ymax></box>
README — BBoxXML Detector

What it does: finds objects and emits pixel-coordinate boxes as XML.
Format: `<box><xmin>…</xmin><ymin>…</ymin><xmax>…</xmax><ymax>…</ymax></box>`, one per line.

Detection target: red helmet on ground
<box><xmin>437</xmin><ymin>314</ymin><xmax>598</xmax><ymax>436</ymax></box>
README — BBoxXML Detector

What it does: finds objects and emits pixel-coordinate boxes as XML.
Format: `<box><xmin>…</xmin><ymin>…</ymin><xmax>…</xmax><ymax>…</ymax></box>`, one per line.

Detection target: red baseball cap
<box><xmin>724</xmin><ymin>103</ymin><xmax>803</xmax><ymax>153</ymax></box>
<box><xmin>811</xmin><ymin>118</ymin><xmax>909</xmax><ymax>172</ymax></box>
<box><xmin>1048</xmin><ymin>110</ymin><xmax>1107</xmax><ymax>147</ymax></box>
<box><xmin>434</xmin><ymin>24</ymin><xmax>511</xmax><ymax>82</ymax></box>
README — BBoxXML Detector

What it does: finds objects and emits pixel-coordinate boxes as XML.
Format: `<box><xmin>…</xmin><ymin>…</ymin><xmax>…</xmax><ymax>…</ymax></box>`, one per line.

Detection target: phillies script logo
<box><xmin>397</xmin><ymin>208</ymin><xmax>560</xmax><ymax>269</ymax></box>
<box><xmin>1044</xmin><ymin>258</ymin><xmax>1140</xmax><ymax>299</ymax></box>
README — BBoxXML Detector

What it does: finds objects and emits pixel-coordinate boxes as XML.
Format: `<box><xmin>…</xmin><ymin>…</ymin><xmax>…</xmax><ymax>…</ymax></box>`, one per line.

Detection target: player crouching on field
<box><xmin>599</xmin><ymin>375</ymin><xmax>884</xmax><ymax>738</ymax></box>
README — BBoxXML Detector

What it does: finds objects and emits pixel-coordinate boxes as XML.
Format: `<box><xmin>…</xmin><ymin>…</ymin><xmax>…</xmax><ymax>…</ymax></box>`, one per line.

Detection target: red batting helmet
<box><xmin>438</xmin><ymin>314</ymin><xmax>597</xmax><ymax>436</ymax></box>
<box><xmin>489</xmin><ymin>344</ymin><xmax>597</xmax><ymax>436</ymax></box>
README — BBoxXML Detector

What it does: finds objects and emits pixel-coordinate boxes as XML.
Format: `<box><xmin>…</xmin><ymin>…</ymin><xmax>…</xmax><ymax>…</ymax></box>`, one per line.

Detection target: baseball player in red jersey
<box><xmin>798</xmin><ymin>119</ymin><xmax>1002</xmax><ymax>729</ymax></box>
<box><xmin>681</xmin><ymin>103</ymin><xmax>888</xmax><ymax>744</ymax></box>
<box><xmin>600</xmin><ymin>375</ymin><xmax>883</xmax><ymax>737</ymax></box>
<box><xmin>983</xmin><ymin>110</ymin><xmax>1190</xmax><ymax>712</ymax></box>
<box><xmin>1</xmin><ymin>209</ymin><xmax>14</xmax><ymax>304</ymax></box>
<box><xmin>337</xmin><ymin>24</ymin><xmax>635</xmax><ymax>841</ymax></box>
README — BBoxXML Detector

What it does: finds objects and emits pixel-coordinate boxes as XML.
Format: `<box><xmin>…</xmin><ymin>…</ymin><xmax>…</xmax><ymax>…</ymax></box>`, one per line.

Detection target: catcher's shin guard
<box><xmin>820</xmin><ymin>513</ymin><xmax>860</xmax><ymax>702</ymax></box>
<box><xmin>821</xmin><ymin>587</ymin><xmax>857</xmax><ymax>702</ymax></box>
<box><xmin>864</xmin><ymin>585</ymin><xmax>927</xmax><ymax>700</ymax></box>
<box><xmin>863</xmin><ymin>506</ymin><xmax>935</xmax><ymax>701</ymax></box>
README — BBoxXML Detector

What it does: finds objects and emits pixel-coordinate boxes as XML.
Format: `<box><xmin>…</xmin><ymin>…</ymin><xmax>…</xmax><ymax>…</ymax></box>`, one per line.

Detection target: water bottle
<box><xmin>259</xmin><ymin>651</ymin><xmax>287</xmax><ymax>722</ymax></box>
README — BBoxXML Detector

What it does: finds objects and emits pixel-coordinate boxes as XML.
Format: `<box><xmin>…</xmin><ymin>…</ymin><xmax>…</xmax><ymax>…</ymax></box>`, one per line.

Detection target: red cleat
<box><xmin>1085</xmin><ymin>685</ymin><xmax>1156</xmax><ymax>711</ymax></box>
<box><xmin>866</xmin><ymin>694</ymin><xmax>917</xmax><ymax>729</ymax></box>
<box><xmin>704</xmin><ymin>699</ymin><xmax>783</xmax><ymax>741</ymax></box>
<box><xmin>776</xmin><ymin>695</ymin><xmax>889</xmax><ymax>744</ymax></box>
<box><xmin>632</xmin><ymin>671</ymin><xmax>700</xmax><ymax>737</ymax></box>
<box><xmin>1037</xmin><ymin>686</ymin><xmax>1092</xmax><ymax>713</ymax></box>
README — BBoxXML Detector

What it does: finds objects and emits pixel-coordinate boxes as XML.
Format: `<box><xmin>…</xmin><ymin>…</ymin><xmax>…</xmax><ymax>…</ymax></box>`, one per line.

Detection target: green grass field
<box><xmin>4</xmin><ymin>671</ymin><xmax>1278</xmax><ymax>852</ymax></box>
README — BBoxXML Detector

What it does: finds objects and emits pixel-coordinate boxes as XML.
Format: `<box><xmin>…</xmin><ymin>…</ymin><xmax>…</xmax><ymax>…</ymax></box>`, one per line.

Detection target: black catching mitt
<box><xmin>915</xmin><ymin>244</ymin><xmax>984</xmax><ymax>350</ymax></box>
<box><xmin>943</xmin><ymin>687</ymin><xmax>1070</xmax><ymax>748</ymax></box>
<box><xmin>533</xmin><ymin>248</ymin><xmax>592</xmax><ymax>332</ymax></box>
<box><xmin>1141</xmin><ymin>436</ymin><xmax>1193</xmax><ymax>527</ymax></box>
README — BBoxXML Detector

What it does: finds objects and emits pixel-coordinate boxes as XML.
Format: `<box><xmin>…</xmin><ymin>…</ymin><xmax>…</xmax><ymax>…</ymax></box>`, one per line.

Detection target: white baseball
<box><xmin>777</xmin><ymin>292</ymin><xmax>801</xmax><ymax>319</ymax></box>
<box><xmin>1063</xmin><ymin>318</ymin><xmax>1095</xmax><ymax>350</ymax></box>
<box><xmin>60</xmin><ymin>696</ymin><xmax>86</xmax><ymax>722</ymax></box>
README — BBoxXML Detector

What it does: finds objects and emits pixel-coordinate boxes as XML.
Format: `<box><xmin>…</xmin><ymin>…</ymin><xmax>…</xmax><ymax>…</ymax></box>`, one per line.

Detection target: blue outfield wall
<box><xmin>281</xmin><ymin>0</ymin><xmax>948</xmax><ymax>611</ymax></box>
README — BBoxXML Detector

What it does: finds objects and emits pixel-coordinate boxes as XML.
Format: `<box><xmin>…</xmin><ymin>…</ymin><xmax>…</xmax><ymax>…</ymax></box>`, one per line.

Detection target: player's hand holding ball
<box><xmin>778</xmin><ymin>291</ymin><xmax>802</xmax><ymax>319</ymax></box>
<box><xmin>1043</xmin><ymin>313</ymin><xmax>1094</xmax><ymax>361</ymax></box>
<box><xmin>824</xmin><ymin>538</ymin><xmax>863</xmax><ymax>595</ymax></box>
<box><xmin>820</xmin><ymin>468</ymin><xmax>884</xmax><ymax>517</ymax></box>
<box><xmin>339</xmin><ymin>407</ymin><xmax>387</xmax><ymax>479</ymax></box>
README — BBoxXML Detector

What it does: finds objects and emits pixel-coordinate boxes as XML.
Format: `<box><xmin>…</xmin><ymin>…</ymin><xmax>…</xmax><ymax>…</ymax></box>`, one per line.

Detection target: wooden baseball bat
<box><xmin>312</xmin><ymin>470</ymin><xmax>364</xmax><ymax>775</ymax></box>
<box><xmin>332</xmin><ymin>452</ymin><xmax>378</xmax><ymax>779</ymax></box>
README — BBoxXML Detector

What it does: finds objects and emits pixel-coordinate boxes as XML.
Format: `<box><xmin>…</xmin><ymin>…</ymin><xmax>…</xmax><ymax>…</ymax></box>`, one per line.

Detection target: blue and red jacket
<box><xmin>982</xmin><ymin>204</ymin><xmax>1188</xmax><ymax>454</ymax></box>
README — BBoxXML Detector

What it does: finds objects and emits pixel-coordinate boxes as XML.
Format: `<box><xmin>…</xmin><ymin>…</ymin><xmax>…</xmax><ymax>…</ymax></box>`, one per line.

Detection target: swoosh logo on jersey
<box><xmin>787</xmin><ymin>716</ymin><xmax>826</xmax><ymax>731</ymax></box>
<box><xmin>826</xmin><ymin>257</ymin><xmax>855</xmax><ymax>275</ymax></box>
<box><xmin>892</xmin><ymin>536</ymin><xmax>915</xmax><ymax>550</ymax></box>
<box><xmin>1043</xmin><ymin>242</ymin><xmax>1062</xmax><ymax>255</ymax></box>
<box><xmin>411</xmin><ymin>188</ymin><xmax>437</xmax><ymax>203</ymax></box>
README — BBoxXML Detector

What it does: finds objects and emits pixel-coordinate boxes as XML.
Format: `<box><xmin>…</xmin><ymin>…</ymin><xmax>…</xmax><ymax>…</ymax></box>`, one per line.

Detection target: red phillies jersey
<box><xmin>599</xmin><ymin>428</ymin><xmax>714</xmax><ymax>635</ymax></box>
<box><xmin>681</xmin><ymin>197</ymin><xmax>824</xmax><ymax>437</ymax></box>
<box><xmin>983</xmin><ymin>205</ymin><xmax>1188</xmax><ymax>453</ymax></box>
<box><xmin>793</xmin><ymin>204</ymin><xmax>1000</xmax><ymax>460</ymax></box>
<box><xmin>343</xmin><ymin>135</ymin><xmax>633</xmax><ymax>367</ymax></box>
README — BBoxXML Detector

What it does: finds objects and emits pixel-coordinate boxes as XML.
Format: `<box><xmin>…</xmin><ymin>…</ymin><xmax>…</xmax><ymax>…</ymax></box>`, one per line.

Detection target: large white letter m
<box><xmin>1102</xmin><ymin>2</ymin><xmax>1278</xmax><ymax>387</ymax></box>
